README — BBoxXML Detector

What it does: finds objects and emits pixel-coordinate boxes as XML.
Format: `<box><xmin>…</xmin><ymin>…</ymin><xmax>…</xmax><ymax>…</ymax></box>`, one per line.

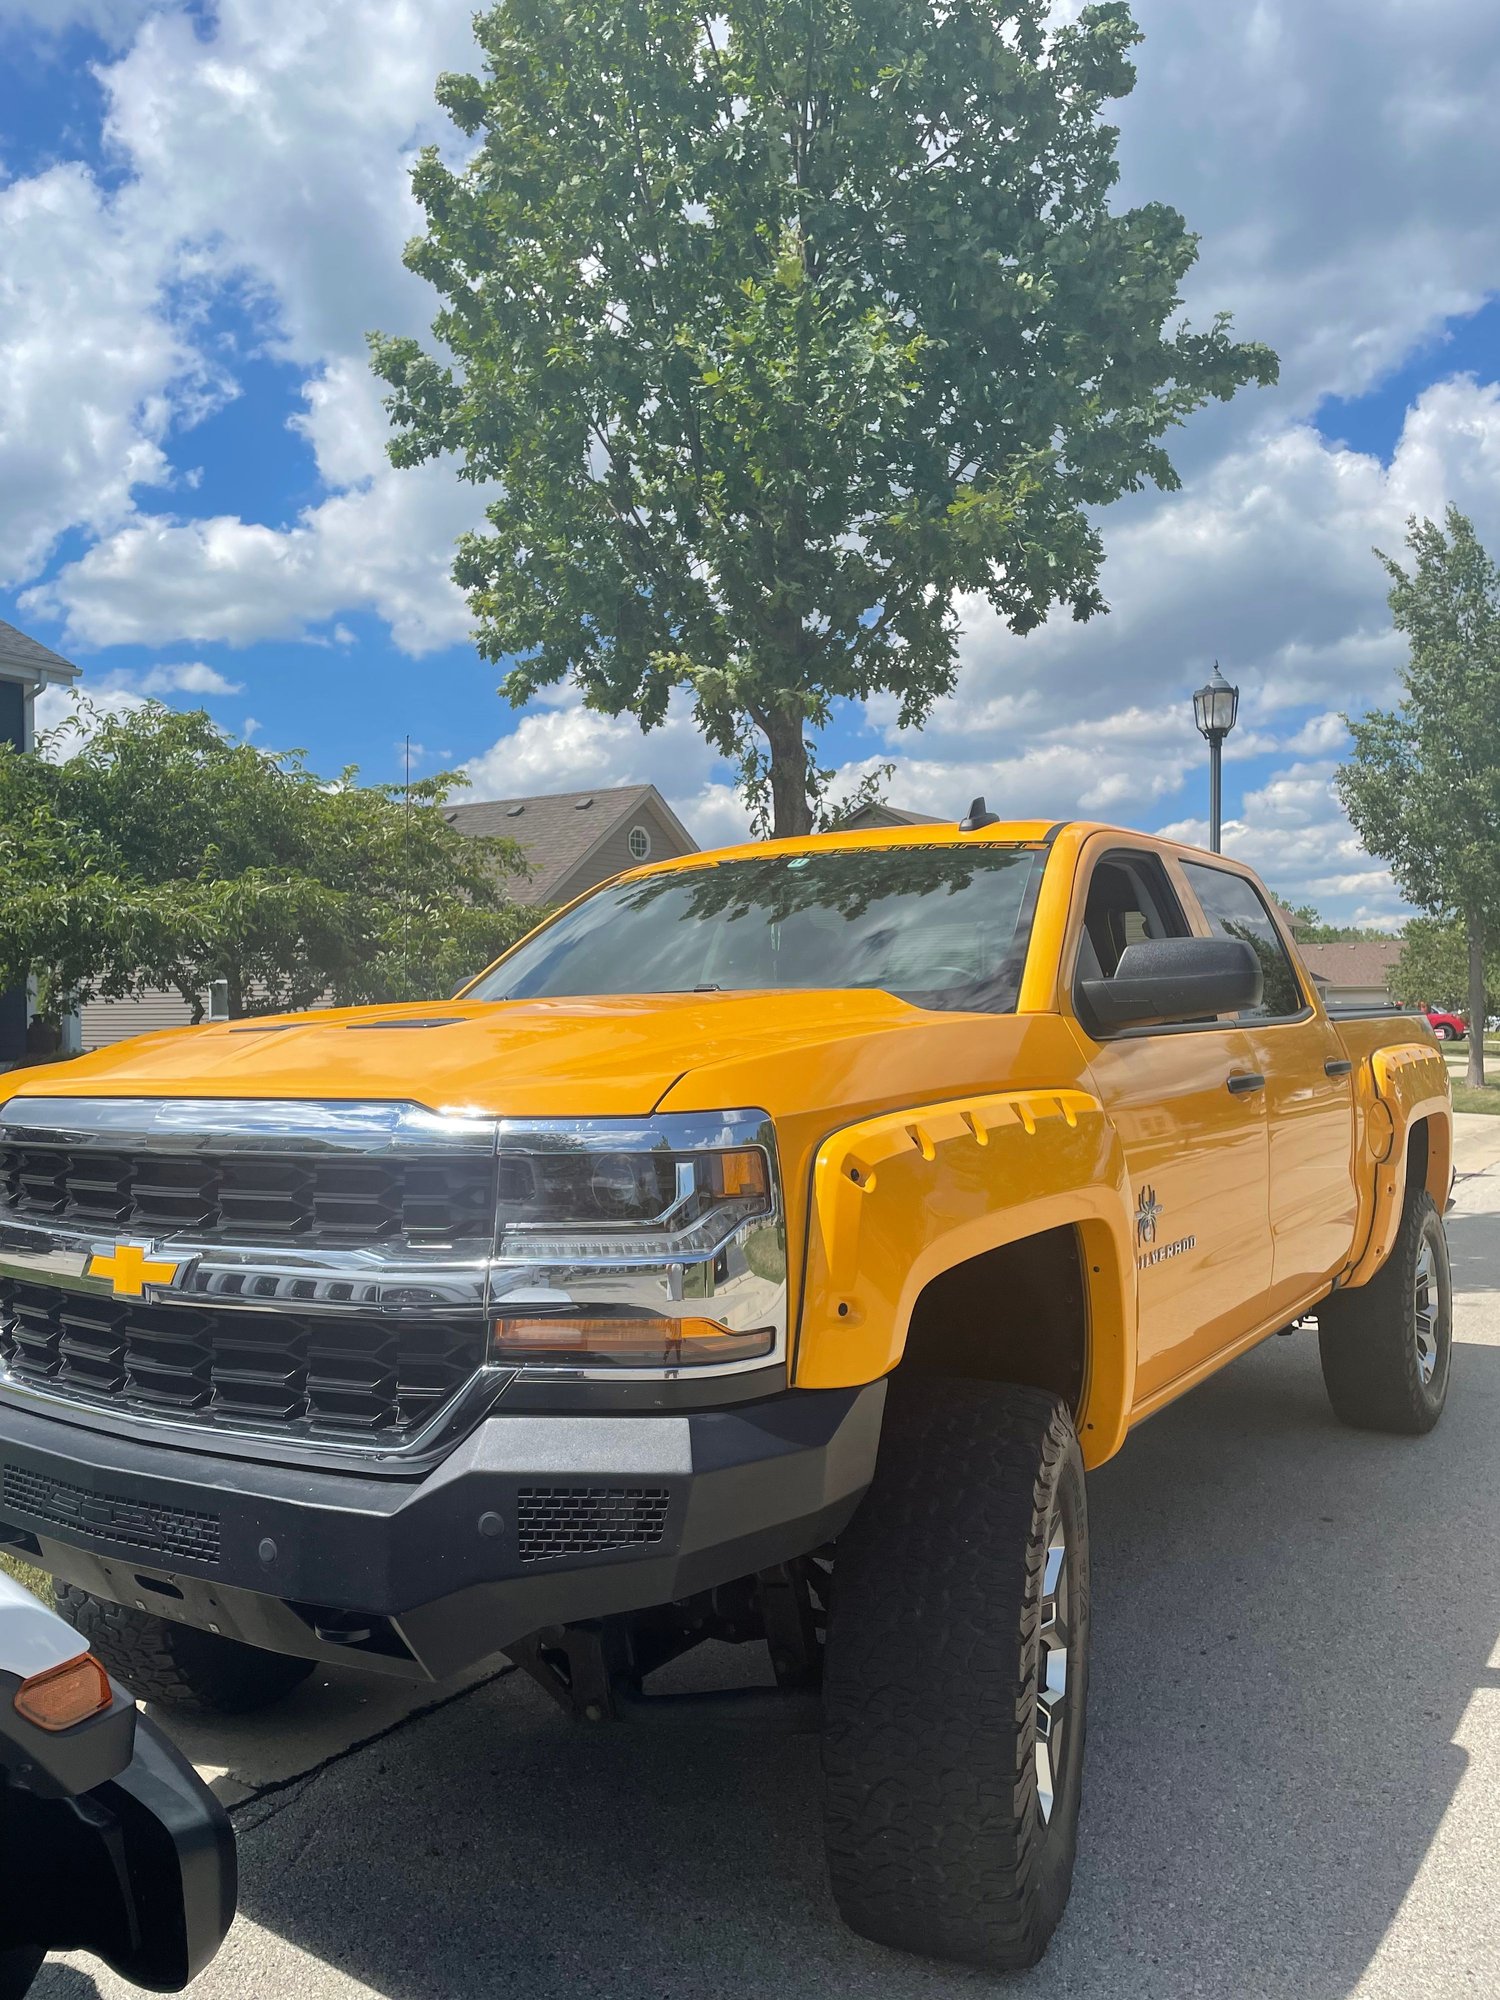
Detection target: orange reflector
<box><xmin>492</xmin><ymin>1316</ymin><xmax>773</xmax><ymax>1366</ymax></box>
<box><xmin>712</xmin><ymin>1149</ymin><xmax>768</xmax><ymax>1200</ymax></box>
<box><xmin>15</xmin><ymin>1651</ymin><xmax>113</xmax><ymax>1732</ymax></box>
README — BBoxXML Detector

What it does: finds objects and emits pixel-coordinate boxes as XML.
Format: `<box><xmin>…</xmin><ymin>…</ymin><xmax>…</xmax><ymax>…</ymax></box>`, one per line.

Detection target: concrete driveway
<box><xmin>41</xmin><ymin>1116</ymin><xmax>1500</xmax><ymax>2000</ymax></box>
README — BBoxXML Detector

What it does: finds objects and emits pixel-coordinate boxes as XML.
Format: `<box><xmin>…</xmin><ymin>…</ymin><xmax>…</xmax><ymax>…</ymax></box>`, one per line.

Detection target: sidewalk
<box><xmin>1452</xmin><ymin>1110</ymin><xmax>1500</xmax><ymax>1180</ymax></box>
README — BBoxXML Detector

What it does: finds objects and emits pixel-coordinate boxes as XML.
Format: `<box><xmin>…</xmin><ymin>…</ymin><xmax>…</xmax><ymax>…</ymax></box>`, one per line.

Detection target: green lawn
<box><xmin>0</xmin><ymin>1552</ymin><xmax>52</xmax><ymax>1602</ymax></box>
<box><xmin>1442</xmin><ymin>1040</ymin><xmax>1500</xmax><ymax>1113</ymax></box>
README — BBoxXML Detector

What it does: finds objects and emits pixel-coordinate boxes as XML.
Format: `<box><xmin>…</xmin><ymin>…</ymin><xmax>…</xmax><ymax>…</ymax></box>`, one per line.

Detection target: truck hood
<box><xmin>2</xmin><ymin>991</ymin><xmax>925</xmax><ymax>1120</ymax></box>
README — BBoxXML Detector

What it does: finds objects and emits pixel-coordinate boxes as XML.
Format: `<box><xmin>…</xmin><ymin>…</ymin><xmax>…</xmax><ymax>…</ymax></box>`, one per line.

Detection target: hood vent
<box><xmin>344</xmin><ymin>1018</ymin><xmax>464</xmax><ymax>1032</ymax></box>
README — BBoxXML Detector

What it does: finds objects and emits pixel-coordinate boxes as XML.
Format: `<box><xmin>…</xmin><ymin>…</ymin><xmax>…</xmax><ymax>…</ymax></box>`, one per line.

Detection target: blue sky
<box><xmin>2</xmin><ymin>0</ymin><xmax>1499</xmax><ymax>924</ymax></box>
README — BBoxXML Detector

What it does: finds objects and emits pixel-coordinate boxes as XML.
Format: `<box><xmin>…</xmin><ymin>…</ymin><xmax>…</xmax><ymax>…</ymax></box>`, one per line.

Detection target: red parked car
<box><xmin>1425</xmin><ymin>1008</ymin><xmax>1467</xmax><ymax>1041</ymax></box>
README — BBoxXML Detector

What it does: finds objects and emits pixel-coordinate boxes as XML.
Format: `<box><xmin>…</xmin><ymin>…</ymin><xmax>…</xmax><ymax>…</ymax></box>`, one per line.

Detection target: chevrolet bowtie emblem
<box><xmin>86</xmin><ymin>1244</ymin><xmax>186</xmax><ymax>1298</ymax></box>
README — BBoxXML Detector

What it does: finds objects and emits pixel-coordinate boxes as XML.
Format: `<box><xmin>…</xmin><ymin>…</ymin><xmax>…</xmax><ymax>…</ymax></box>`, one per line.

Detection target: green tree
<box><xmin>0</xmin><ymin>704</ymin><xmax>545</xmax><ymax>1020</ymax></box>
<box><xmin>373</xmin><ymin>0</ymin><xmax>1276</xmax><ymax>837</ymax></box>
<box><xmin>1275</xmin><ymin>898</ymin><xmax>1391</xmax><ymax>944</ymax></box>
<box><xmin>1337</xmin><ymin>506</ymin><xmax>1500</xmax><ymax>1088</ymax></box>
<box><xmin>1392</xmin><ymin>915</ymin><xmax>1500</xmax><ymax>1022</ymax></box>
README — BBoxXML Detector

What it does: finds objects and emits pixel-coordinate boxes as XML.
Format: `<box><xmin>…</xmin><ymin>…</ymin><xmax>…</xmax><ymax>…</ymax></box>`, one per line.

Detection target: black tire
<box><xmin>1318</xmin><ymin>1187</ymin><xmax>1452</xmax><ymax>1434</ymax></box>
<box><xmin>821</xmin><ymin>1378</ymin><xmax>1089</xmax><ymax>1971</ymax></box>
<box><xmin>1433</xmin><ymin>1023</ymin><xmax>1455</xmax><ymax>1041</ymax></box>
<box><xmin>53</xmin><ymin>1588</ymin><xmax>314</xmax><ymax>1716</ymax></box>
<box><xmin>0</xmin><ymin>1947</ymin><xmax>44</xmax><ymax>2000</ymax></box>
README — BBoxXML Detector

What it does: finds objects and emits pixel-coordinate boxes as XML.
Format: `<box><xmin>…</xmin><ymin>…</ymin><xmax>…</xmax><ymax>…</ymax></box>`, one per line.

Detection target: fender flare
<box><xmin>792</xmin><ymin>1087</ymin><xmax>1137</xmax><ymax>1467</ymax></box>
<box><xmin>1340</xmin><ymin>1043</ymin><xmax>1452</xmax><ymax>1289</ymax></box>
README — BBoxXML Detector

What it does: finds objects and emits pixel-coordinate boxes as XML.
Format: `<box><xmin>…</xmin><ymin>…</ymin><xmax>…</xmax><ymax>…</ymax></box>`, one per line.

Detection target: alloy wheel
<box><xmin>1035</xmin><ymin>1516</ymin><xmax>1071</xmax><ymax>1825</ymax></box>
<box><xmin>1413</xmin><ymin>1235</ymin><xmax>1439</xmax><ymax>1385</ymax></box>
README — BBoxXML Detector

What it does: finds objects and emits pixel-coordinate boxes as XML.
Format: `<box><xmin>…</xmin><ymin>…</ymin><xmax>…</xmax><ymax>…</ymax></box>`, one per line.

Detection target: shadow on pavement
<box><xmin>109</xmin><ymin>1328</ymin><xmax>1485</xmax><ymax>2000</ymax></box>
<box><xmin>1448</xmin><ymin>1203</ymin><xmax>1500</xmax><ymax>1291</ymax></box>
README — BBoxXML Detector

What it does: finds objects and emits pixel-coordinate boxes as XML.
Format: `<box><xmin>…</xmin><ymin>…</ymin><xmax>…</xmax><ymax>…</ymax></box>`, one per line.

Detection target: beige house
<box><xmin>442</xmin><ymin>783</ymin><xmax>695</xmax><ymax>904</ymax></box>
<box><xmin>80</xmin><ymin>782</ymin><xmax>696</xmax><ymax>1049</ymax></box>
<box><xmin>839</xmin><ymin>802</ymin><xmax>944</xmax><ymax>831</ymax></box>
<box><xmin>1296</xmin><ymin>940</ymin><xmax>1403</xmax><ymax>1010</ymax></box>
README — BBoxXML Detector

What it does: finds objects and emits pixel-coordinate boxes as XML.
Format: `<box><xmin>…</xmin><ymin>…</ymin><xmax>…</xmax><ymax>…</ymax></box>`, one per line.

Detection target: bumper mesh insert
<box><xmin>516</xmin><ymin>1486</ymin><xmax>670</xmax><ymax>1564</ymax></box>
<box><xmin>2</xmin><ymin>1463</ymin><xmax>221</xmax><ymax>1565</ymax></box>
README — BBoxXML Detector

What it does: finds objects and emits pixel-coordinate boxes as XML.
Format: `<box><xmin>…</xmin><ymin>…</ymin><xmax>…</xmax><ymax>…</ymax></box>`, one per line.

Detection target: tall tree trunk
<box><xmin>763</xmin><ymin>705</ymin><xmax>813</xmax><ymax>839</ymax></box>
<box><xmin>1466</xmin><ymin>906</ymin><xmax>1486</xmax><ymax>1089</ymax></box>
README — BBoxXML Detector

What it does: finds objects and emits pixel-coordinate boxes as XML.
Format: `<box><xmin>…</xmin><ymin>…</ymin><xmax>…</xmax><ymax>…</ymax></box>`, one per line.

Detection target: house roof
<box><xmin>0</xmin><ymin>620</ymin><xmax>79</xmax><ymax>687</ymax></box>
<box><xmin>443</xmin><ymin>783</ymin><xmax>695</xmax><ymax>904</ymax></box>
<box><xmin>1297</xmin><ymin>940</ymin><xmax>1403</xmax><ymax>989</ymax></box>
<box><xmin>840</xmin><ymin>802</ymin><xmax>946</xmax><ymax>829</ymax></box>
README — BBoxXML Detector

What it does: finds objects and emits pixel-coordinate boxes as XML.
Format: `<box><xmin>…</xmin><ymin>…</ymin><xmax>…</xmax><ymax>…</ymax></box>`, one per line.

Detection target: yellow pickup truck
<box><xmin>0</xmin><ymin>815</ymin><xmax>1452</xmax><ymax>1969</ymax></box>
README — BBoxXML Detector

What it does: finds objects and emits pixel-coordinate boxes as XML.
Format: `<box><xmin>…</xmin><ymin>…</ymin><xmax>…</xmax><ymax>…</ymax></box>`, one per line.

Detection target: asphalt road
<box><xmin>42</xmin><ymin>1116</ymin><xmax>1500</xmax><ymax>2000</ymax></box>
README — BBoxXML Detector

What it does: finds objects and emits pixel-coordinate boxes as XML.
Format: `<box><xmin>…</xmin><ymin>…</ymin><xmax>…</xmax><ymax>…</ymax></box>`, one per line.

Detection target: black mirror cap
<box><xmin>1079</xmin><ymin>935</ymin><xmax>1263</xmax><ymax>1032</ymax></box>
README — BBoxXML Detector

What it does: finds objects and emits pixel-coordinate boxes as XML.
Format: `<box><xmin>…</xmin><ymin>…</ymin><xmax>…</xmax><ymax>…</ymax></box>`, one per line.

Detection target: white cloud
<box><xmin>30</xmin><ymin>475</ymin><xmax>475</xmax><ymax>654</ymax></box>
<box><xmin>0</xmin><ymin>162</ymin><xmax>223</xmax><ymax>587</ymax></box>
<box><xmin>1154</xmin><ymin>804</ymin><xmax>1403</xmax><ymax>926</ymax></box>
<box><xmin>5</xmin><ymin>0</ymin><xmax>1500</xmax><ymax>930</ymax></box>
<box><xmin>1118</xmin><ymin>0</ymin><xmax>1500</xmax><ymax>424</ymax></box>
<box><xmin>6</xmin><ymin>2</ymin><xmax>484</xmax><ymax>647</ymax></box>
<box><xmin>1282</xmin><ymin>711</ymin><xmax>1351</xmax><ymax>758</ymax></box>
<box><xmin>139</xmin><ymin>660</ymin><xmax>243</xmax><ymax>695</ymax></box>
<box><xmin>463</xmin><ymin>696</ymin><xmax>720</xmax><ymax>802</ymax></box>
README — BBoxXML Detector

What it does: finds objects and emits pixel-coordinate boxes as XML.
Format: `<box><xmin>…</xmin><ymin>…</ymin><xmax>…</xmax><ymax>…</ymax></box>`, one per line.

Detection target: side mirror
<box><xmin>1079</xmin><ymin>935</ymin><xmax>1263</xmax><ymax>1032</ymax></box>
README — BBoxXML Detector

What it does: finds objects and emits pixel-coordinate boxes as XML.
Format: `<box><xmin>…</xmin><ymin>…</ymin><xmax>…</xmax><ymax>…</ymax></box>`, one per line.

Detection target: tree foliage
<box><xmin>1336</xmin><ymin>506</ymin><xmax>1500</xmax><ymax>1086</ymax></box>
<box><xmin>1277</xmin><ymin>899</ymin><xmax>1391</xmax><ymax>944</ymax></box>
<box><xmin>1392</xmin><ymin>916</ymin><xmax>1500</xmax><ymax>1020</ymax></box>
<box><xmin>0</xmin><ymin>704</ymin><xmax>546</xmax><ymax>1020</ymax></box>
<box><xmin>373</xmin><ymin>0</ymin><xmax>1277</xmax><ymax>836</ymax></box>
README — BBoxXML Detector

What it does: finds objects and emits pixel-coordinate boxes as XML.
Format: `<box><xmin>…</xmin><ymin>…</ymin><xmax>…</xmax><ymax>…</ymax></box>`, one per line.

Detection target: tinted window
<box><xmin>469</xmin><ymin>846</ymin><xmax>1043</xmax><ymax>1014</ymax></box>
<box><xmin>1075</xmin><ymin>854</ymin><xmax>1187</xmax><ymax>984</ymax></box>
<box><xmin>1180</xmin><ymin>863</ymin><xmax>1304</xmax><ymax>1020</ymax></box>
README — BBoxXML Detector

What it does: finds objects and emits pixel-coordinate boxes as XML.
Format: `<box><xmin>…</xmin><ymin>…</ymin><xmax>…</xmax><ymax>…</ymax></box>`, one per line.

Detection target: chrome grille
<box><xmin>0</xmin><ymin>1280</ymin><xmax>487</xmax><ymax>1441</ymax></box>
<box><xmin>0</xmin><ymin>1144</ymin><xmax>494</xmax><ymax>1247</ymax></box>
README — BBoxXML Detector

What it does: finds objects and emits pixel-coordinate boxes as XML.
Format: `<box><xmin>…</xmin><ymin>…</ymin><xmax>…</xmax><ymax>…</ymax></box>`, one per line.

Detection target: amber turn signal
<box><xmin>492</xmin><ymin>1315</ymin><xmax>773</xmax><ymax>1367</ymax></box>
<box><xmin>710</xmin><ymin>1148</ymin><xmax>769</xmax><ymax>1200</ymax></box>
<box><xmin>14</xmin><ymin>1651</ymin><xmax>114</xmax><ymax>1732</ymax></box>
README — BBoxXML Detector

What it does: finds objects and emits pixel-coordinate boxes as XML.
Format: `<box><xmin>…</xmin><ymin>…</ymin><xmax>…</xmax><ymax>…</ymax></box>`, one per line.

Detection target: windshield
<box><xmin>468</xmin><ymin>844</ymin><xmax>1043</xmax><ymax>1014</ymax></box>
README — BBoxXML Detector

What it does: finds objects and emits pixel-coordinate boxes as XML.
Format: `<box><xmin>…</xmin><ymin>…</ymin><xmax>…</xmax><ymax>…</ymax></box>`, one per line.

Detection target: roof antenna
<box><xmin>959</xmin><ymin>795</ymin><xmax>1000</xmax><ymax>831</ymax></box>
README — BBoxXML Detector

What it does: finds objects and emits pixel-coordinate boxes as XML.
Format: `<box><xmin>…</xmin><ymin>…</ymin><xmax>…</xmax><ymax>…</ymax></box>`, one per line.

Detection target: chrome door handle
<box><xmin>1226</xmin><ymin>1072</ymin><xmax>1266</xmax><ymax>1095</ymax></box>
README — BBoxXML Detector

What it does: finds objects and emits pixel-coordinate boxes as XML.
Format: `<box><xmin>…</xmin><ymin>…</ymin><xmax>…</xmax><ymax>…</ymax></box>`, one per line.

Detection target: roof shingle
<box><xmin>1297</xmin><ymin>940</ymin><xmax>1403</xmax><ymax>989</ymax></box>
<box><xmin>443</xmin><ymin>784</ymin><xmax>689</xmax><ymax>903</ymax></box>
<box><xmin>0</xmin><ymin>621</ymin><xmax>79</xmax><ymax>685</ymax></box>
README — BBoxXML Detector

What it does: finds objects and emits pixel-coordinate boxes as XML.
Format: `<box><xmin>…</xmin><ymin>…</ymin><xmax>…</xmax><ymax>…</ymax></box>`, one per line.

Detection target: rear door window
<box><xmin>1179</xmin><ymin>863</ymin><xmax>1306</xmax><ymax>1021</ymax></box>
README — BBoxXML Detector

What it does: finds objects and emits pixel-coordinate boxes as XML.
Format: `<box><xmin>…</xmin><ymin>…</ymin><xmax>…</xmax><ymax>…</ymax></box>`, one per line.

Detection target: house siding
<box><xmin>549</xmin><ymin>796</ymin><xmax>697</xmax><ymax>904</ymax></box>
<box><xmin>80</xmin><ymin>989</ymin><xmax>201</xmax><ymax>1048</ymax></box>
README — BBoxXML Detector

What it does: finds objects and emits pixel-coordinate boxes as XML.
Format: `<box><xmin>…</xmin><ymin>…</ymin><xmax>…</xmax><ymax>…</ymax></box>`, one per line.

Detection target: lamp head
<box><xmin>1193</xmin><ymin>663</ymin><xmax>1240</xmax><ymax>741</ymax></box>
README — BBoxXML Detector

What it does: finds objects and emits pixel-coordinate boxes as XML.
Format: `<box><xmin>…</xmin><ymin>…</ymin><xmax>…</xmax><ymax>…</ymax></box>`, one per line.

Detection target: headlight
<box><xmin>486</xmin><ymin>1111</ymin><xmax>785</xmax><ymax>1374</ymax></box>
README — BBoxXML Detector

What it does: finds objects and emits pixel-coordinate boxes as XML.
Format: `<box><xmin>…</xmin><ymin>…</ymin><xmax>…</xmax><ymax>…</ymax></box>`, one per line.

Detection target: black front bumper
<box><xmin>0</xmin><ymin>1384</ymin><xmax>885</xmax><ymax>1680</ymax></box>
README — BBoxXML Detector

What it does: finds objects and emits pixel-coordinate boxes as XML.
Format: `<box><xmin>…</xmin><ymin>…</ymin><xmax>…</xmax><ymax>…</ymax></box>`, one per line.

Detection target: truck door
<box><xmin>1177</xmin><ymin>860</ymin><xmax>1358</xmax><ymax>1318</ymax></box>
<box><xmin>1064</xmin><ymin>844</ymin><xmax>1273</xmax><ymax>1405</ymax></box>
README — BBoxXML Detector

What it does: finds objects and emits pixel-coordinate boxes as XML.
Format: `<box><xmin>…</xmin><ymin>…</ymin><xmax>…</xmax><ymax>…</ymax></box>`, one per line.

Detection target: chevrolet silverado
<box><xmin>0</xmin><ymin>815</ymin><xmax>1453</xmax><ymax>1969</ymax></box>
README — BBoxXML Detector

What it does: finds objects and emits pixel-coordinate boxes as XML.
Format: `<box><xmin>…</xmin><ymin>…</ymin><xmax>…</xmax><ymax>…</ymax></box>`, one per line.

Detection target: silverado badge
<box><xmin>1135</xmin><ymin>1185</ymin><xmax>1162</xmax><ymax>1248</ymax></box>
<box><xmin>86</xmin><ymin>1243</ymin><xmax>188</xmax><ymax>1299</ymax></box>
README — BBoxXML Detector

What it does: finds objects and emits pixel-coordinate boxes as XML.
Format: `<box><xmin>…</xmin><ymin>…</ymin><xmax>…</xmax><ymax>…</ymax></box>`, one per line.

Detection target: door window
<box><xmin>1180</xmin><ymin>863</ymin><xmax>1305</xmax><ymax>1021</ymax></box>
<box><xmin>1072</xmin><ymin>852</ymin><xmax>1192</xmax><ymax>1030</ymax></box>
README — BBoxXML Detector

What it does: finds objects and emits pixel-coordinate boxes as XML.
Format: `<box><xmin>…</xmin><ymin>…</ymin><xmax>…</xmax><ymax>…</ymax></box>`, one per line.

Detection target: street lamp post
<box><xmin>1193</xmin><ymin>663</ymin><xmax>1240</xmax><ymax>854</ymax></box>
